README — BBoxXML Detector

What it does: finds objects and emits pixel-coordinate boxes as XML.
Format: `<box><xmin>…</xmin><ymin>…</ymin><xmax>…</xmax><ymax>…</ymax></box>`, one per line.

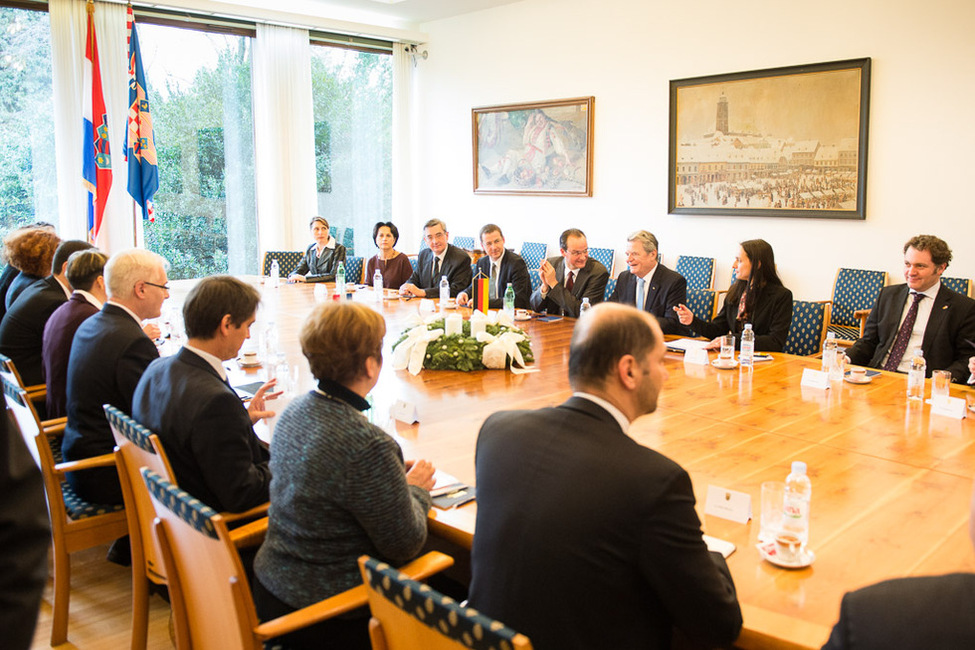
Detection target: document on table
<box><xmin>666</xmin><ymin>338</ymin><xmax>711</xmax><ymax>353</ymax></box>
<box><xmin>430</xmin><ymin>470</ymin><xmax>476</xmax><ymax>509</ymax></box>
<box><xmin>703</xmin><ymin>534</ymin><xmax>736</xmax><ymax>558</ymax></box>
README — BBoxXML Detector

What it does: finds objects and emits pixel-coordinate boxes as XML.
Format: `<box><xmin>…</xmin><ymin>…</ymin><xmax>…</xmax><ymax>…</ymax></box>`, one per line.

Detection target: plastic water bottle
<box><xmin>579</xmin><ymin>297</ymin><xmax>592</xmax><ymax>315</ymax></box>
<box><xmin>907</xmin><ymin>347</ymin><xmax>926</xmax><ymax>400</ymax></box>
<box><xmin>740</xmin><ymin>323</ymin><xmax>755</xmax><ymax>367</ymax></box>
<box><xmin>335</xmin><ymin>261</ymin><xmax>346</xmax><ymax>297</ymax></box>
<box><xmin>782</xmin><ymin>461</ymin><xmax>812</xmax><ymax>548</ymax></box>
<box><xmin>821</xmin><ymin>331</ymin><xmax>837</xmax><ymax>373</ymax></box>
<box><xmin>439</xmin><ymin>275</ymin><xmax>450</xmax><ymax>311</ymax></box>
<box><xmin>373</xmin><ymin>268</ymin><xmax>383</xmax><ymax>302</ymax></box>
<box><xmin>269</xmin><ymin>259</ymin><xmax>279</xmax><ymax>288</ymax></box>
<box><xmin>503</xmin><ymin>283</ymin><xmax>515</xmax><ymax>318</ymax></box>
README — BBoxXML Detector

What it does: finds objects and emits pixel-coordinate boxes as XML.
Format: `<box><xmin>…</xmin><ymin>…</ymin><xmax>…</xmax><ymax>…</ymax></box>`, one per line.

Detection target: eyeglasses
<box><xmin>143</xmin><ymin>281</ymin><xmax>170</xmax><ymax>291</ymax></box>
<box><xmin>567</xmin><ymin>249</ymin><xmax>588</xmax><ymax>257</ymax></box>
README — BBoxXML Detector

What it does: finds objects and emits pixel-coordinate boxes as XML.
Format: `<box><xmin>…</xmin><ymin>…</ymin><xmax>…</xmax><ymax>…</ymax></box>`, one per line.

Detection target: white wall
<box><xmin>414</xmin><ymin>0</ymin><xmax>975</xmax><ymax>300</ymax></box>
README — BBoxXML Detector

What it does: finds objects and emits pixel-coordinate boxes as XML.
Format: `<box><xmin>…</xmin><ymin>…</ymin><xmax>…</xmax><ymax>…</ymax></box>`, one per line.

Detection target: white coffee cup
<box><xmin>849</xmin><ymin>366</ymin><xmax>866</xmax><ymax>381</ymax></box>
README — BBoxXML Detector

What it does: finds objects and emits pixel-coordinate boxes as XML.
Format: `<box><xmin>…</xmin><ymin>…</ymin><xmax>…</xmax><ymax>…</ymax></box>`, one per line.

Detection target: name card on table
<box><xmin>930</xmin><ymin>395</ymin><xmax>967</xmax><ymax>419</ymax></box>
<box><xmin>801</xmin><ymin>368</ymin><xmax>830</xmax><ymax>390</ymax></box>
<box><xmin>684</xmin><ymin>347</ymin><xmax>710</xmax><ymax>366</ymax></box>
<box><xmin>391</xmin><ymin>399</ymin><xmax>420</xmax><ymax>424</ymax></box>
<box><xmin>704</xmin><ymin>485</ymin><xmax>752</xmax><ymax>524</ymax></box>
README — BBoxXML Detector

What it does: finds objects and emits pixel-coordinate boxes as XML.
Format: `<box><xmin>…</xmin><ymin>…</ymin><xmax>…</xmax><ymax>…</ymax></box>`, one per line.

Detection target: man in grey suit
<box><xmin>529</xmin><ymin>228</ymin><xmax>608</xmax><ymax>317</ymax></box>
<box><xmin>400</xmin><ymin>218</ymin><xmax>473</xmax><ymax>299</ymax></box>
<box><xmin>608</xmin><ymin>230</ymin><xmax>687</xmax><ymax>334</ymax></box>
<box><xmin>470</xmin><ymin>303</ymin><xmax>742</xmax><ymax>649</ymax></box>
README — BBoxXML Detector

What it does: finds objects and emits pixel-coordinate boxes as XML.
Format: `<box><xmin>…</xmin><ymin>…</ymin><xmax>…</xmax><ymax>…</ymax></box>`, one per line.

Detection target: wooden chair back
<box><xmin>827</xmin><ymin>267</ymin><xmax>887</xmax><ymax>341</ymax></box>
<box><xmin>675</xmin><ymin>255</ymin><xmax>716</xmax><ymax>290</ymax></box>
<box><xmin>359</xmin><ymin>555</ymin><xmax>532</xmax><ymax>650</ymax></box>
<box><xmin>783</xmin><ymin>300</ymin><xmax>832</xmax><ymax>356</ymax></box>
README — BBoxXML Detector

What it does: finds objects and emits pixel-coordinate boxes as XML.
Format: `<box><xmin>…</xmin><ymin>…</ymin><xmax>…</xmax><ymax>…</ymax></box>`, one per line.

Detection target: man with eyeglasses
<box><xmin>400</xmin><ymin>218</ymin><xmax>473</xmax><ymax>299</ymax></box>
<box><xmin>530</xmin><ymin>228</ymin><xmax>608</xmax><ymax>318</ymax></box>
<box><xmin>62</xmin><ymin>249</ymin><xmax>170</xmax><ymax>532</ymax></box>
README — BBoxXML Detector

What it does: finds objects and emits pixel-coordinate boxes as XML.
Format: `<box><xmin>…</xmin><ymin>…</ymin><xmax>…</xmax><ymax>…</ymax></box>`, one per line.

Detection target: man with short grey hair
<box><xmin>400</xmin><ymin>219</ymin><xmax>472</xmax><ymax>298</ymax></box>
<box><xmin>608</xmin><ymin>230</ymin><xmax>687</xmax><ymax>334</ymax></box>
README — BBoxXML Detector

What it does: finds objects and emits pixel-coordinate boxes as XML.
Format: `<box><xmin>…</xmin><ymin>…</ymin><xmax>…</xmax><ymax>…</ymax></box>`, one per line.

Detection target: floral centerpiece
<box><xmin>392</xmin><ymin>314</ymin><xmax>534</xmax><ymax>374</ymax></box>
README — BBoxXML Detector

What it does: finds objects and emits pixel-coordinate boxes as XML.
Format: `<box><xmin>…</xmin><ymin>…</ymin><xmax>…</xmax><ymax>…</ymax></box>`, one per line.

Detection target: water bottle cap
<box><xmin>826</xmin><ymin>331</ymin><xmax>835</xmax><ymax>339</ymax></box>
<box><xmin>791</xmin><ymin>461</ymin><xmax>807</xmax><ymax>475</ymax></box>
<box><xmin>913</xmin><ymin>347</ymin><xmax>923</xmax><ymax>356</ymax></box>
<box><xmin>744</xmin><ymin>323</ymin><xmax>753</xmax><ymax>330</ymax></box>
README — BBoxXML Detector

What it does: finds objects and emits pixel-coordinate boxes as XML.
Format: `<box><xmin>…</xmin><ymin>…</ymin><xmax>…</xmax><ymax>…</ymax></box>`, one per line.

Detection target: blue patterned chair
<box><xmin>827</xmin><ymin>268</ymin><xmax>887</xmax><ymax>343</ymax></box>
<box><xmin>685</xmin><ymin>288</ymin><xmax>718</xmax><ymax>322</ymax></box>
<box><xmin>453</xmin><ymin>236</ymin><xmax>476</xmax><ymax>251</ymax></box>
<box><xmin>588</xmin><ymin>247</ymin><xmax>615</xmax><ymax>276</ymax></box>
<box><xmin>261</xmin><ymin>251</ymin><xmax>304</xmax><ymax>277</ymax></box>
<box><xmin>784</xmin><ymin>300</ymin><xmax>831</xmax><ymax>357</ymax></box>
<box><xmin>342</xmin><ymin>226</ymin><xmax>355</xmax><ymax>256</ymax></box>
<box><xmin>528</xmin><ymin>268</ymin><xmax>542</xmax><ymax>293</ymax></box>
<box><xmin>329</xmin><ymin>225</ymin><xmax>338</xmax><ymax>239</ymax></box>
<box><xmin>675</xmin><ymin>255</ymin><xmax>716</xmax><ymax>290</ymax></box>
<box><xmin>942</xmin><ymin>276</ymin><xmax>972</xmax><ymax>297</ymax></box>
<box><xmin>142</xmin><ymin>468</ymin><xmax>453</xmax><ymax>650</ymax></box>
<box><xmin>344</xmin><ymin>256</ymin><xmax>364</xmax><ymax>284</ymax></box>
<box><xmin>2</xmin><ymin>376</ymin><xmax>127</xmax><ymax>645</ymax></box>
<box><xmin>604</xmin><ymin>277</ymin><xmax>617</xmax><ymax>301</ymax></box>
<box><xmin>359</xmin><ymin>555</ymin><xmax>533</xmax><ymax>650</ymax></box>
<box><xmin>520</xmin><ymin>241</ymin><xmax>547</xmax><ymax>269</ymax></box>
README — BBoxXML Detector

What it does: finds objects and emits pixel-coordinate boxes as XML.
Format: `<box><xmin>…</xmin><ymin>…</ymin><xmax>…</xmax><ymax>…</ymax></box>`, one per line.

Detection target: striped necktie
<box><xmin>883</xmin><ymin>292</ymin><xmax>924</xmax><ymax>371</ymax></box>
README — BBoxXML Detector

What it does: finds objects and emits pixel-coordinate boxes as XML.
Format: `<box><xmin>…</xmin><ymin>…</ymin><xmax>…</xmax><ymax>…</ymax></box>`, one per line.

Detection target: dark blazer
<box><xmin>61</xmin><ymin>303</ymin><xmax>160</xmax><ymax>505</ymax></box>
<box><xmin>5</xmin><ymin>272</ymin><xmax>43</xmax><ymax>311</ymax></box>
<box><xmin>821</xmin><ymin>573</ymin><xmax>975</xmax><ymax>650</ymax></box>
<box><xmin>529</xmin><ymin>256</ymin><xmax>609</xmax><ymax>318</ymax></box>
<box><xmin>406</xmin><ymin>244</ymin><xmax>473</xmax><ymax>298</ymax></box>
<box><xmin>845</xmin><ymin>283</ymin><xmax>975</xmax><ymax>382</ymax></box>
<box><xmin>609</xmin><ymin>264</ymin><xmax>687</xmax><ymax>335</ymax></box>
<box><xmin>42</xmin><ymin>293</ymin><xmax>99</xmax><ymax>419</ymax></box>
<box><xmin>461</xmin><ymin>250</ymin><xmax>531</xmax><ymax>309</ymax></box>
<box><xmin>0</xmin><ymin>276</ymin><xmax>68</xmax><ymax>387</ymax></box>
<box><xmin>0</xmin><ymin>264</ymin><xmax>20</xmax><ymax>323</ymax></box>
<box><xmin>293</xmin><ymin>242</ymin><xmax>347</xmax><ymax>283</ymax></box>
<box><xmin>133</xmin><ymin>348</ymin><xmax>270</xmax><ymax>513</ymax></box>
<box><xmin>691</xmin><ymin>282</ymin><xmax>793</xmax><ymax>352</ymax></box>
<box><xmin>469</xmin><ymin>397</ymin><xmax>742</xmax><ymax>650</ymax></box>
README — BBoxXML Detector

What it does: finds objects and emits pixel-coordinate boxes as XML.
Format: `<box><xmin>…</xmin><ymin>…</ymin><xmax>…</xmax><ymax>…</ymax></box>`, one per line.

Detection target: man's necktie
<box><xmin>883</xmin><ymin>292</ymin><xmax>924</xmax><ymax>371</ymax></box>
<box><xmin>433</xmin><ymin>257</ymin><xmax>441</xmax><ymax>281</ymax></box>
<box><xmin>636</xmin><ymin>277</ymin><xmax>645</xmax><ymax>311</ymax></box>
<box><xmin>565</xmin><ymin>271</ymin><xmax>575</xmax><ymax>292</ymax></box>
<box><xmin>490</xmin><ymin>262</ymin><xmax>498</xmax><ymax>299</ymax></box>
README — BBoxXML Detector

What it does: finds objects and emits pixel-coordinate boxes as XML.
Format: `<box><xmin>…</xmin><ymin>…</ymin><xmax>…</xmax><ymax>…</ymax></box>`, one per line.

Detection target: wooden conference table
<box><xmin>172</xmin><ymin>278</ymin><xmax>975</xmax><ymax>650</ymax></box>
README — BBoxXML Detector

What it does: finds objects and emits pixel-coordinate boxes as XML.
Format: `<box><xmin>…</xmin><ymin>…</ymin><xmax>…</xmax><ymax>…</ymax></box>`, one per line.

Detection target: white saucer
<box><xmin>711</xmin><ymin>359</ymin><xmax>738</xmax><ymax>370</ymax></box>
<box><xmin>238</xmin><ymin>359</ymin><xmax>262</xmax><ymax>368</ymax></box>
<box><xmin>514</xmin><ymin>314</ymin><xmax>532</xmax><ymax>321</ymax></box>
<box><xmin>442</xmin><ymin>302</ymin><xmax>458</xmax><ymax>310</ymax></box>
<box><xmin>844</xmin><ymin>375</ymin><xmax>872</xmax><ymax>384</ymax></box>
<box><xmin>756</xmin><ymin>541</ymin><xmax>815</xmax><ymax>569</ymax></box>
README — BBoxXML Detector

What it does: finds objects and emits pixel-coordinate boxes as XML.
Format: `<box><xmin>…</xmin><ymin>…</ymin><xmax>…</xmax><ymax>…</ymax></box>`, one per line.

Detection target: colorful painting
<box><xmin>669</xmin><ymin>59</ymin><xmax>870</xmax><ymax>219</ymax></box>
<box><xmin>473</xmin><ymin>97</ymin><xmax>594</xmax><ymax>196</ymax></box>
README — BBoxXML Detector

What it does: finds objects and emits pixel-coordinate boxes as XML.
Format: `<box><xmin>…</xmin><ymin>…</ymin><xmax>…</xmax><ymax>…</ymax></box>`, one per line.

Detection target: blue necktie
<box><xmin>636</xmin><ymin>277</ymin><xmax>645</xmax><ymax>311</ymax></box>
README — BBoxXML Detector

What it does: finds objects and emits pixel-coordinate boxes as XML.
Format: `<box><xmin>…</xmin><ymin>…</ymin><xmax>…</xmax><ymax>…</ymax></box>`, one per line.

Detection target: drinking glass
<box><xmin>759</xmin><ymin>481</ymin><xmax>785</xmax><ymax>542</ymax></box>
<box><xmin>932</xmin><ymin>370</ymin><xmax>952</xmax><ymax>400</ymax></box>
<box><xmin>719</xmin><ymin>335</ymin><xmax>735</xmax><ymax>364</ymax></box>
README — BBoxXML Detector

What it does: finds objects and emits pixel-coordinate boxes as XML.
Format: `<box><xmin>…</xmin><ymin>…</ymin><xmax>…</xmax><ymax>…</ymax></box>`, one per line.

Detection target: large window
<box><xmin>139</xmin><ymin>22</ymin><xmax>258</xmax><ymax>279</ymax></box>
<box><xmin>310</xmin><ymin>45</ymin><xmax>391</xmax><ymax>260</ymax></box>
<box><xmin>0</xmin><ymin>6</ymin><xmax>59</xmax><ymax>238</ymax></box>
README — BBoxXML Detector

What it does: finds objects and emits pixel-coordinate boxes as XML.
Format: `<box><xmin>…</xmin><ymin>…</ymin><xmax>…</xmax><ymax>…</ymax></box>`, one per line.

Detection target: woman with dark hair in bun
<box><xmin>365</xmin><ymin>221</ymin><xmax>412</xmax><ymax>289</ymax></box>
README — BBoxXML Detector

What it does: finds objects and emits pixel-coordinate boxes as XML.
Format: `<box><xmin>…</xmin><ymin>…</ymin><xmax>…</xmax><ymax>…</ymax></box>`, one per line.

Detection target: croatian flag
<box><xmin>125</xmin><ymin>5</ymin><xmax>158</xmax><ymax>221</ymax></box>
<box><xmin>82</xmin><ymin>3</ymin><xmax>112</xmax><ymax>244</ymax></box>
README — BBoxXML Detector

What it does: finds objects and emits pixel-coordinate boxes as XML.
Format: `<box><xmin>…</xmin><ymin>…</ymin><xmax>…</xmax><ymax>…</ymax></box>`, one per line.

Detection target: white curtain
<box><xmin>252</xmin><ymin>23</ymin><xmax>316</xmax><ymax>253</ymax></box>
<box><xmin>392</xmin><ymin>43</ymin><xmax>417</xmax><ymax>242</ymax></box>
<box><xmin>50</xmin><ymin>0</ymin><xmax>135</xmax><ymax>252</ymax></box>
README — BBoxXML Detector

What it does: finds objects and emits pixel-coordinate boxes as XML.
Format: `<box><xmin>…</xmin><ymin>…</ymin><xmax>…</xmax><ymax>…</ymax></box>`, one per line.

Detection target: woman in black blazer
<box><xmin>675</xmin><ymin>239</ymin><xmax>793</xmax><ymax>352</ymax></box>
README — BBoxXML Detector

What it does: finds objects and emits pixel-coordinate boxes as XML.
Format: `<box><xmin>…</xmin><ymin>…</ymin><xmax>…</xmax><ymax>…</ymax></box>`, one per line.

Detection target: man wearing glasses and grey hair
<box><xmin>530</xmin><ymin>228</ymin><xmax>608</xmax><ymax>317</ymax></box>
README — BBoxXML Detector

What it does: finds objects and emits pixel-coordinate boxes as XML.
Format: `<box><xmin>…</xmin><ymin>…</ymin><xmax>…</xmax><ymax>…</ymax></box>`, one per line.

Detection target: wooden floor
<box><xmin>31</xmin><ymin>544</ymin><xmax>173</xmax><ymax>650</ymax></box>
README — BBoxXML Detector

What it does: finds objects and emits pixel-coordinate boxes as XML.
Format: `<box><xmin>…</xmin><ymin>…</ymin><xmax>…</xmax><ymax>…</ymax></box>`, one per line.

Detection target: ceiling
<box><xmin>225</xmin><ymin>0</ymin><xmax>521</xmax><ymax>29</ymax></box>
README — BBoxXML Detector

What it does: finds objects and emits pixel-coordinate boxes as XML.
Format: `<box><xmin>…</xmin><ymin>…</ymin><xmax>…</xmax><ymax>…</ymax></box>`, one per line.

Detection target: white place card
<box><xmin>418</xmin><ymin>298</ymin><xmax>435</xmax><ymax>312</ymax></box>
<box><xmin>684</xmin><ymin>347</ymin><xmax>710</xmax><ymax>366</ymax></box>
<box><xmin>801</xmin><ymin>368</ymin><xmax>830</xmax><ymax>390</ymax></box>
<box><xmin>930</xmin><ymin>395</ymin><xmax>967</xmax><ymax>419</ymax></box>
<box><xmin>704</xmin><ymin>485</ymin><xmax>752</xmax><ymax>524</ymax></box>
<box><xmin>390</xmin><ymin>399</ymin><xmax>420</xmax><ymax>424</ymax></box>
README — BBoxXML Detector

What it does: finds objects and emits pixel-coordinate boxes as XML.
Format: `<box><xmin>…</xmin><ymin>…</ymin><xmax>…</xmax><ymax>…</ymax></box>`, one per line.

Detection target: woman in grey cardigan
<box><xmin>288</xmin><ymin>215</ymin><xmax>347</xmax><ymax>283</ymax></box>
<box><xmin>253</xmin><ymin>302</ymin><xmax>435</xmax><ymax>650</ymax></box>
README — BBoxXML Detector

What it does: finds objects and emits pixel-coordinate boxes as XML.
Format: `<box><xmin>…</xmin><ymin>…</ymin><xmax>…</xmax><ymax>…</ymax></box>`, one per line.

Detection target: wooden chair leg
<box><xmin>131</xmin><ymin>574</ymin><xmax>150</xmax><ymax>650</ymax></box>
<box><xmin>50</xmin><ymin>545</ymin><xmax>71</xmax><ymax>646</ymax></box>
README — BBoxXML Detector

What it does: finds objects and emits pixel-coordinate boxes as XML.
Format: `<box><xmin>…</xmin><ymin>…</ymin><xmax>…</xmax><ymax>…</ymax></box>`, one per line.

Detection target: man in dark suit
<box><xmin>400</xmin><ymin>218</ymin><xmax>472</xmax><ymax>298</ymax></box>
<box><xmin>821</xmin><ymin>479</ymin><xmax>975</xmax><ymax>650</ymax></box>
<box><xmin>133</xmin><ymin>276</ymin><xmax>276</xmax><ymax>513</ymax></box>
<box><xmin>456</xmin><ymin>224</ymin><xmax>531</xmax><ymax>310</ymax></box>
<box><xmin>61</xmin><ymin>248</ymin><xmax>170</xmax><ymax>506</ymax></box>
<box><xmin>41</xmin><ymin>250</ymin><xmax>109</xmax><ymax>419</ymax></box>
<box><xmin>608</xmin><ymin>230</ymin><xmax>687</xmax><ymax>334</ymax></box>
<box><xmin>845</xmin><ymin>235</ymin><xmax>975</xmax><ymax>382</ymax></box>
<box><xmin>0</xmin><ymin>240</ymin><xmax>92</xmax><ymax>388</ymax></box>
<box><xmin>469</xmin><ymin>303</ymin><xmax>742</xmax><ymax>650</ymax></box>
<box><xmin>529</xmin><ymin>228</ymin><xmax>609</xmax><ymax>317</ymax></box>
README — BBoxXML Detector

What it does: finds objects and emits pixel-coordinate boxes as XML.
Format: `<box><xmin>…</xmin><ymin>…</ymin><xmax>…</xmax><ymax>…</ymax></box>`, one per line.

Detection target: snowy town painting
<box><xmin>669</xmin><ymin>59</ymin><xmax>870</xmax><ymax>219</ymax></box>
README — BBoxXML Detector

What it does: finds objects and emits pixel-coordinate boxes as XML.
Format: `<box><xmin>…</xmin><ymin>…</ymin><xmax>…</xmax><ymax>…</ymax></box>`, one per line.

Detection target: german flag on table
<box><xmin>471</xmin><ymin>268</ymin><xmax>490</xmax><ymax>313</ymax></box>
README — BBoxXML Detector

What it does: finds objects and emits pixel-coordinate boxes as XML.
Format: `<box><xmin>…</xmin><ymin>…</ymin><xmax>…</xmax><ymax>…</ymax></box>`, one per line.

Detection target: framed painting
<box><xmin>473</xmin><ymin>96</ymin><xmax>594</xmax><ymax>196</ymax></box>
<box><xmin>669</xmin><ymin>58</ymin><xmax>870</xmax><ymax>219</ymax></box>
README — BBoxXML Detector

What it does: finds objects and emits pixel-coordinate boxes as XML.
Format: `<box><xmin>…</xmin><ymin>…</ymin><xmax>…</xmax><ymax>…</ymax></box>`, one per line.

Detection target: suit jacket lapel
<box><xmin>921</xmin><ymin>285</ymin><xmax>952</xmax><ymax>350</ymax></box>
